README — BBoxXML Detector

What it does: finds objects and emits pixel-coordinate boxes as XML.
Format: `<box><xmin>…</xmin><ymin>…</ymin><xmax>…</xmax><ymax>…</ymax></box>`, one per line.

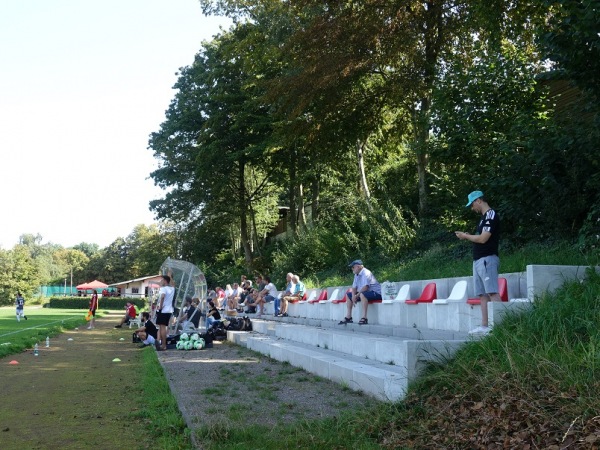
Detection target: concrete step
<box><xmin>228</xmin><ymin>331</ymin><xmax>411</xmax><ymax>401</ymax></box>
<box><xmin>251</xmin><ymin>315</ymin><xmax>470</xmax><ymax>340</ymax></box>
<box><xmin>248</xmin><ymin>318</ymin><xmax>467</xmax><ymax>367</ymax></box>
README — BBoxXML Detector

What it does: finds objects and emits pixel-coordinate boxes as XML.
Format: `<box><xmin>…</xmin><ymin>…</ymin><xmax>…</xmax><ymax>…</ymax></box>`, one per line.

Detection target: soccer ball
<box><xmin>197</xmin><ymin>338</ymin><xmax>205</xmax><ymax>348</ymax></box>
<box><xmin>190</xmin><ymin>333</ymin><xmax>199</xmax><ymax>341</ymax></box>
<box><xmin>176</xmin><ymin>341</ymin><xmax>184</xmax><ymax>350</ymax></box>
<box><xmin>180</xmin><ymin>332</ymin><xmax>189</xmax><ymax>342</ymax></box>
<box><xmin>185</xmin><ymin>341</ymin><xmax>194</xmax><ymax>350</ymax></box>
<box><xmin>193</xmin><ymin>340</ymin><xmax>202</xmax><ymax>350</ymax></box>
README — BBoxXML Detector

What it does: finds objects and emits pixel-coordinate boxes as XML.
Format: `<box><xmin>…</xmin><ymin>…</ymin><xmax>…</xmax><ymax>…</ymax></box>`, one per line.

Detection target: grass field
<box><xmin>0</xmin><ymin>306</ymin><xmax>99</xmax><ymax>358</ymax></box>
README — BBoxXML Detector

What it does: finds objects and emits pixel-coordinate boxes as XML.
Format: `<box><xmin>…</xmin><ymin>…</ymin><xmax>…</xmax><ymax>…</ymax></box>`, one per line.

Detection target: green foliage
<box><xmin>537</xmin><ymin>0</ymin><xmax>600</xmax><ymax>102</ymax></box>
<box><xmin>47</xmin><ymin>296</ymin><xmax>146</xmax><ymax>310</ymax></box>
<box><xmin>0</xmin><ymin>246</ymin><xmax>40</xmax><ymax>305</ymax></box>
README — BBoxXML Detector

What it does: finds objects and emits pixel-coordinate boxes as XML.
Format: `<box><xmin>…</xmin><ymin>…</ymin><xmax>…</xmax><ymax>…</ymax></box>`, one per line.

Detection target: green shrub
<box><xmin>47</xmin><ymin>296</ymin><xmax>146</xmax><ymax>310</ymax></box>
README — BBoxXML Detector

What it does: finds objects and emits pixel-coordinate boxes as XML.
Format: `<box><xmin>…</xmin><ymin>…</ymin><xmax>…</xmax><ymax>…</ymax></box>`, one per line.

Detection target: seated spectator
<box><xmin>240</xmin><ymin>274</ymin><xmax>265</xmax><ymax>313</ymax></box>
<box><xmin>227</xmin><ymin>282</ymin><xmax>243</xmax><ymax>310</ymax></box>
<box><xmin>115</xmin><ymin>301</ymin><xmax>137</xmax><ymax>328</ymax></box>
<box><xmin>205</xmin><ymin>300</ymin><xmax>222</xmax><ymax>330</ymax></box>
<box><xmin>180</xmin><ymin>297</ymin><xmax>201</xmax><ymax>330</ymax></box>
<box><xmin>254</xmin><ymin>276</ymin><xmax>278</xmax><ymax>317</ymax></box>
<box><xmin>278</xmin><ymin>274</ymin><xmax>305</xmax><ymax>317</ymax></box>
<box><xmin>338</xmin><ymin>260</ymin><xmax>382</xmax><ymax>326</ymax></box>
<box><xmin>214</xmin><ymin>286</ymin><xmax>226</xmax><ymax>310</ymax></box>
<box><xmin>275</xmin><ymin>273</ymin><xmax>294</xmax><ymax>316</ymax></box>
<box><xmin>224</xmin><ymin>284</ymin><xmax>233</xmax><ymax>301</ymax></box>
<box><xmin>133</xmin><ymin>312</ymin><xmax>158</xmax><ymax>348</ymax></box>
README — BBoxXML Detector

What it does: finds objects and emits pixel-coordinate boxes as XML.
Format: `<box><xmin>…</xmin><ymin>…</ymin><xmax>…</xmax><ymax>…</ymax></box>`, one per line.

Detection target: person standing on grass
<box><xmin>88</xmin><ymin>290</ymin><xmax>98</xmax><ymax>329</ymax></box>
<box><xmin>156</xmin><ymin>275</ymin><xmax>175</xmax><ymax>350</ymax></box>
<box><xmin>338</xmin><ymin>260</ymin><xmax>382</xmax><ymax>325</ymax></box>
<box><xmin>15</xmin><ymin>292</ymin><xmax>27</xmax><ymax>322</ymax></box>
<box><xmin>455</xmin><ymin>190</ymin><xmax>501</xmax><ymax>336</ymax></box>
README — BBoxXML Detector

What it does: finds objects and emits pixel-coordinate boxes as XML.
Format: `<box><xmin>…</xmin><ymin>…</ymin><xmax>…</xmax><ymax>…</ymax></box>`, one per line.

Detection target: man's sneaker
<box><xmin>468</xmin><ymin>326</ymin><xmax>491</xmax><ymax>335</ymax></box>
<box><xmin>281</xmin><ymin>312</ymin><xmax>289</xmax><ymax>317</ymax></box>
<box><xmin>114</xmin><ymin>325</ymin><xmax>122</xmax><ymax>328</ymax></box>
<box><xmin>24</xmin><ymin>316</ymin><xmax>28</xmax><ymax>320</ymax></box>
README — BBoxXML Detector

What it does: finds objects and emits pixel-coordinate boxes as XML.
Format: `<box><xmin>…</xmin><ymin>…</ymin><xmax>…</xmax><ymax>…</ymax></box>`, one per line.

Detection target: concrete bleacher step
<box><xmin>249</xmin><ymin>318</ymin><xmax>468</xmax><ymax>365</ymax></box>
<box><xmin>228</xmin><ymin>318</ymin><xmax>468</xmax><ymax>401</ymax></box>
<box><xmin>229</xmin><ymin>331</ymin><xmax>411</xmax><ymax>401</ymax></box>
<box><xmin>255</xmin><ymin>315</ymin><xmax>470</xmax><ymax>340</ymax></box>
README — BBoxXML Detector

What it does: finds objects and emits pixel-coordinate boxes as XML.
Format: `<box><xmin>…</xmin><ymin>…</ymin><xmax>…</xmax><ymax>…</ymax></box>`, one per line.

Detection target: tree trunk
<box><xmin>289</xmin><ymin>148</ymin><xmax>297</xmax><ymax>235</ymax></box>
<box><xmin>238</xmin><ymin>162</ymin><xmax>253</xmax><ymax>265</ymax></box>
<box><xmin>356</xmin><ymin>139</ymin><xmax>372</xmax><ymax>210</ymax></box>
<box><xmin>297</xmin><ymin>182</ymin><xmax>307</xmax><ymax>231</ymax></box>
<box><xmin>311</xmin><ymin>172</ymin><xmax>320</xmax><ymax>223</ymax></box>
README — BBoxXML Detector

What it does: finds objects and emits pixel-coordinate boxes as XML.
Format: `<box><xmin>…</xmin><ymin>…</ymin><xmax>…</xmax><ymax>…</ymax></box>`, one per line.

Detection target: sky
<box><xmin>0</xmin><ymin>0</ymin><xmax>230</xmax><ymax>250</ymax></box>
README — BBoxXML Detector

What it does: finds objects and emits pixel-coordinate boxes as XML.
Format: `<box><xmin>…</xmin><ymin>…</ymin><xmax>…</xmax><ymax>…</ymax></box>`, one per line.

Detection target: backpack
<box><xmin>242</xmin><ymin>316</ymin><xmax>252</xmax><ymax>331</ymax></box>
<box><xmin>225</xmin><ymin>317</ymin><xmax>245</xmax><ymax>331</ymax></box>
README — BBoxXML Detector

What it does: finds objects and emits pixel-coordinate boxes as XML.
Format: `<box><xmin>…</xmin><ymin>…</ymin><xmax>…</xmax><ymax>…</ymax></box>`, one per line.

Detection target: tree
<box><xmin>0</xmin><ymin>246</ymin><xmax>40</xmax><ymax>305</ymax></box>
<box><xmin>150</xmin><ymin>26</ymin><xmax>281</xmax><ymax>266</ymax></box>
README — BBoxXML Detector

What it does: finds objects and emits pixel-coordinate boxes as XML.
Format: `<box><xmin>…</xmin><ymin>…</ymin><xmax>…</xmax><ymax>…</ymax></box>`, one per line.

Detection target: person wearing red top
<box><xmin>114</xmin><ymin>301</ymin><xmax>137</xmax><ymax>328</ymax></box>
<box><xmin>87</xmin><ymin>290</ymin><xmax>99</xmax><ymax>329</ymax></box>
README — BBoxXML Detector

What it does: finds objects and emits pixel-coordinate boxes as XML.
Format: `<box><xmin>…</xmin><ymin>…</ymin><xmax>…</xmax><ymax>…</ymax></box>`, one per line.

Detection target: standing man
<box><xmin>156</xmin><ymin>275</ymin><xmax>175</xmax><ymax>350</ymax></box>
<box><xmin>88</xmin><ymin>290</ymin><xmax>98</xmax><ymax>329</ymax></box>
<box><xmin>338</xmin><ymin>260</ymin><xmax>381</xmax><ymax>325</ymax></box>
<box><xmin>15</xmin><ymin>292</ymin><xmax>27</xmax><ymax>322</ymax></box>
<box><xmin>456</xmin><ymin>190</ymin><xmax>501</xmax><ymax>335</ymax></box>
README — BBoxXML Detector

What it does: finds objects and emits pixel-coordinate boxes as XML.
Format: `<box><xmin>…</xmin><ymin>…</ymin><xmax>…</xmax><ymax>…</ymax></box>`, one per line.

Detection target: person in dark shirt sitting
<box><xmin>180</xmin><ymin>297</ymin><xmax>201</xmax><ymax>330</ymax></box>
<box><xmin>205</xmin><ymin>300</ymin><xmax>221</xmax><ymax>331</ymax></box>
<box><xmin>133</xmin><ymin>312</ymin><xmax>158</xmax><ymax>348</ymax></box>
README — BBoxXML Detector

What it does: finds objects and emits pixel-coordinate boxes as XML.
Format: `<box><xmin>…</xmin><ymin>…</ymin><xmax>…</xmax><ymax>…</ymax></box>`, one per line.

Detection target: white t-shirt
<box><xmin>159</xmin><ymin>285</ymin><xmax>175</xmax><ymax>314</ymax></box>
<box><xmin>265</xmin><ymin>282</ymin><xmax>278</xmax><ymax>297</ymax></box>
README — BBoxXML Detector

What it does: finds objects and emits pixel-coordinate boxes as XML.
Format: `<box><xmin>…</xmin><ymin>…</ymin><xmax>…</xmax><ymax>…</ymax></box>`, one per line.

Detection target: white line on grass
<box><xmin>0</xmin><ymin>317</ymin><xmax>80</xmax><ymax>338</ymax></box>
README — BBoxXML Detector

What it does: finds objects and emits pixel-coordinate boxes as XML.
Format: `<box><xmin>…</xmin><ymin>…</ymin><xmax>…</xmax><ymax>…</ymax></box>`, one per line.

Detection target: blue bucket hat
<box><xmin>348</xmin><ymin>259</ymin><xmax>363</xmax><ymax>267</ymax></box>
<box><xmin>466</xmin><ymin>190</ymin><xmax>484</xmax><ymax>207</ymax></box>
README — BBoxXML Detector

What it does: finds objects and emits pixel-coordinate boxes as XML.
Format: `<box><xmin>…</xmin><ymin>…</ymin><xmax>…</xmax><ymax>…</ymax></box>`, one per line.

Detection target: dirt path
<box><xmin>0</xmin><ymin>312</ymin><xmax>153</xmax><ymax>450</ymax></box>
<box><xmin>157</xmin><ymin>334</ymin><xmax>380</xmax><ymax>448</ymax></box>
<box><xmin>1</xmin><ymin>314</ymin><xmax>380</xmax><ymax>450</ymax></box>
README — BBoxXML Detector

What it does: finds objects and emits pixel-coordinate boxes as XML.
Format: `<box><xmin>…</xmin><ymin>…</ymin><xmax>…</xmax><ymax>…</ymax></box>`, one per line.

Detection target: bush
<box><xmin>47</xmin><ymin>297</ymin><xmax>146</xmax><ymax>310</ymax></box>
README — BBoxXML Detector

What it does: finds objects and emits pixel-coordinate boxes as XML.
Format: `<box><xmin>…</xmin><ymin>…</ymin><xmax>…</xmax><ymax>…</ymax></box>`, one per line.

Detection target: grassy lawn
<box><xmin>0</xmin><ymin>306</ymin><xmax>88</xmax><ymax>357</ymax></box>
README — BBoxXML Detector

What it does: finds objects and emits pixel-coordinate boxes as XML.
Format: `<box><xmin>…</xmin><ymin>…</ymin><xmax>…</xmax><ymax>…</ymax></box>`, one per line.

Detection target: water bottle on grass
<box><xmin>34</xmin><ymin>343</ymin><xmax>39</xmax><ymax>356</ymax></box>
<box><xmin>46</xmin><ymin>336</ymin><xmax>50</xmax><ymax>348</ymax></box>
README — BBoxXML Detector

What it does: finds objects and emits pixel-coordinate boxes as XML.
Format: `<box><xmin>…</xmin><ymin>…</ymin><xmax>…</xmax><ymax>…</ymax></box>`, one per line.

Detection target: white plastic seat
<box><xmin>319</xmin><ymin>288</ymin><xmax>339</xmax><ymax>304</ymax></box>
<box><xmin>432</xmin><ymin>280</ymin><xmax>468</xmax><ymax>304</ymax></box>
<box><xmin>382</xmin><ymin>284</ymin><xmax>410</xmax><ymax>304</ymax></box>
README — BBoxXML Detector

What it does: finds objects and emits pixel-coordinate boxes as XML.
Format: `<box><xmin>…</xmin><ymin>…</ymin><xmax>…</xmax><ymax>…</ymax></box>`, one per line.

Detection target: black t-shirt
<box><xmin>473</xmin><ymin>208</ymin><xmax>500</xmax><ymax>260</ymax></box>
<box><xmin>186</xmin><ymin>305</ymin><xmax>200</xmax><ymax>328</ymax></box>
<box><xmin>208</xmin><ymin>307</ymin><xmax>221</xmax><ymax>321</ymax></box>
<box><xmin>144</xmin><ymin>320</ymin><xmax>158</xmax><ymax>339</ymax></box>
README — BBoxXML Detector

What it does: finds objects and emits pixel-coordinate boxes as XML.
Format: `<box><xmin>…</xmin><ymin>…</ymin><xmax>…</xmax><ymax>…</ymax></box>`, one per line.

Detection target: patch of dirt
<box><xmin>158</xmin><ymin>337</ymin><xmax>380</xmax><ymax>441</ymax></box>
<box><xmin>0</xmin><ymin>313</ymin><xmax>155</xmax><ymax>450</ymax></box>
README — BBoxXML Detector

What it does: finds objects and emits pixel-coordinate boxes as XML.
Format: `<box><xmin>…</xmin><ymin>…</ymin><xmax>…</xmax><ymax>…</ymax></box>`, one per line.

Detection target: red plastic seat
<box><xmin>405</xmin><ymin>283</ymin><xmax>437</xmax><ymax>304</ymax></box>
<box><xmin>467</xmin><ymin>277</ymin><xmax>508</xmax><ymax>305</ymax></box>
<box><xmin>309</xmin><ymin>289</ymin><xmax>327</xmax><ymax>304</ymax></box>
<box><xmin>332</xmin><ymin>288</ymin><xmax>352</xmax><ymax>304</ymax></box>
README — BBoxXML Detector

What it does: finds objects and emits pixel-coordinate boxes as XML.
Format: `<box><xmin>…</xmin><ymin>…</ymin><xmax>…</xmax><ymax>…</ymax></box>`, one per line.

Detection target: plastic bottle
<box><xmin>34</xmin><ymin>343</ymin><xmax>39</xmax><ymax>356</ymax></box>
<box><xmin>46</xmin><ymin>336</ymin><xmax>50</xmax><ymax>348</ymax></box>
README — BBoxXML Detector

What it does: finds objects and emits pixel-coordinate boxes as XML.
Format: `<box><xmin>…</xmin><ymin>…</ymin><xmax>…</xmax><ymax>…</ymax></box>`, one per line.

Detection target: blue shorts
<box><xmin>473</xmin><ymin>255</ymin><xmax>500</xmax><ymax>297</ymax></box>
<box><xmin>347</xmin><ymin>290</ymin><xmax>382</xmax><ymax>302</ymax></box>
<box><xmin>264</xmin><ymin>295</ymin><xmax>277</xmax><ymax>303</ymax></box>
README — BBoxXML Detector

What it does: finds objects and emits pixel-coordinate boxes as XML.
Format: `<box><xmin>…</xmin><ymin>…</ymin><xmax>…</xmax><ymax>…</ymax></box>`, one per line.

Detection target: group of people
<box><xmin>81</xmin><ymin>189</ymin><xmax>500</xmax><ymax>347</ymax></box>
<box><xmin>206</xmin><ymin>272</ymin><xmax>307</xmax><ymax>318</ymax></box>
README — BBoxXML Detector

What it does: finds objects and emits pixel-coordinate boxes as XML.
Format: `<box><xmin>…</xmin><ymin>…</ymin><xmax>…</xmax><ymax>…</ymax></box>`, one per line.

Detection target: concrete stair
<box><xmin>228</xmin><ymin>317</ymin><xmax>468</xmax><ymax>401</ymax></box>
<box><xmin>224</xmin><ymin>265</ymin><xmax>599</xmax><ymax>401</ymax></box>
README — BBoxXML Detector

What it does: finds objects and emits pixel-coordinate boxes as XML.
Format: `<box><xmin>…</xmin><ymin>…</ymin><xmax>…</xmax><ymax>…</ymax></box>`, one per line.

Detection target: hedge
<box><xmin>46</xmin><ymin>297</ymin><xmax>147</xmax><ymax>310</ymax></box>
